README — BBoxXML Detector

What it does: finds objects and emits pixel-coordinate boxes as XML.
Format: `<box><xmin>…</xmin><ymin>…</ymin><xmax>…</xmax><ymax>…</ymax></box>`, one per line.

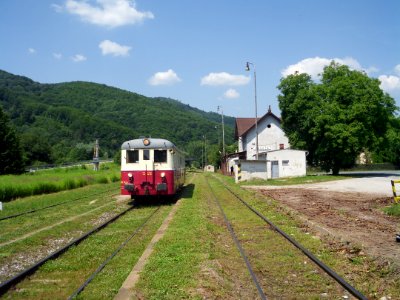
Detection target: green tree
<box><xmin>278</xmin><ymin>62</ymin><xmax>397</xmax><ymax>175</ymax></box>
<box><xmin>0</xmin><ymin>105</ymin><xmax>25</xmax><ymax>174</ymax></box>
<box><xmin>20</xmin><ymin>129</ymin><xmax>54</xmax><ymax>165</ymax></box>
<box><xmin>373</xmin><ymin>116</ymin><xmax>400</xmax><ymax>165</ymax></box>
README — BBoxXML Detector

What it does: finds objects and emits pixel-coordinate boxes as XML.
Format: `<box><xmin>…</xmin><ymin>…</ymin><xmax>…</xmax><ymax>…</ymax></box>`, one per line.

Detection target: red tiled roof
<box><xmin>235</xmin><ymin>107</ymin><xmax>281</xmax><ymax>139</ymax></box>
<box><xmin>235</xmin><ymin>118</ymin><xmax>259</xmax><ymax>138</ymax></box>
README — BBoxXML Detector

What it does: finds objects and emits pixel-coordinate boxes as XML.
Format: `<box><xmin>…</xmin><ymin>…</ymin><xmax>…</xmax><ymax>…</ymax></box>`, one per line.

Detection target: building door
<box><xmin>271</xmin><ymin>161</ymin><xmax>279</xmax><ymax>178</ymax></box>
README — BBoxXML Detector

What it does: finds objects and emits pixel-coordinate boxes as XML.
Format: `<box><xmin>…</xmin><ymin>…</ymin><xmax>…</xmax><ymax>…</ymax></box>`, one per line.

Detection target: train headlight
<box><xmin>128</xmin><ymin>173</ymin><xmax>133</xmax><ymax>183</ymax></box>
<box><xmin>143</xmin><ymin>138</ymin><xmax>150</xmax><ymax>146</ymax></box>
<box><xmin>160</xmin><ymin>172</ymin><xmax>165</xmax><ymax>178</ymax></box>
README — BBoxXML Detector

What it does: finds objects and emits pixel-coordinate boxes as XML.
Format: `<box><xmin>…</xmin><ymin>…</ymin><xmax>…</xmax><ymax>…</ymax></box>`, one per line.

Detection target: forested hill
<box><xmin>0</xmin><ymin>69</ymin><xmax>235</xmax><ymax>166</ymax></box>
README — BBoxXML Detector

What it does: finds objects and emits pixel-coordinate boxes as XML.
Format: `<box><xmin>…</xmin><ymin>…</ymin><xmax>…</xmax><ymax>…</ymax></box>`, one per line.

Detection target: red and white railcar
<box><xmin>121</xmin><ymin>138</ymin><xmax>185</xmax><ymax>198</ymax></box>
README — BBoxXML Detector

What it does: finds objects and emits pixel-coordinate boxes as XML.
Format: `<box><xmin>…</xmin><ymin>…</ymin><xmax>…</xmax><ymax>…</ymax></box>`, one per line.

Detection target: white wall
<box><xmin>244</xmin><ymin>115</ymin><xmax>289</xmax><ymax>160</ymax></box>
<box><xmin>234</xmin><ymin>150</ymin><xmax>307</xmax><ymax>182</ymax></box>
<box><xmin>234</xmin><ymin>160</ymin><xmax>267</xmax><ymax>183</ymax></box>
<box><xmin>266</xmin><ymin>150</ymin><xmax>306</xmax><ymax>178</ymax></box>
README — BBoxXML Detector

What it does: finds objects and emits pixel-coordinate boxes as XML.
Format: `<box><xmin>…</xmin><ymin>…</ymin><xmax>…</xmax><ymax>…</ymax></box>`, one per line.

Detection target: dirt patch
<box><xmin>252</xmin><ymin>187</ymin><xmax>400</xmax><ymax>268</ymax></box>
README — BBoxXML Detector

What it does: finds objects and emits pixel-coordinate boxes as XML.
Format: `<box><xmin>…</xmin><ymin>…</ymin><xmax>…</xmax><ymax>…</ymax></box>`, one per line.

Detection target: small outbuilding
<box><xmin>264</xmin><ymin>149</ymin><xmax>307</xmax><ymax>179</ymax></box>
<box><xmin>233</xmin><ymin>149</ymin><xmax>307</xmax><ymax>182</ymax></box>
<box><xmin>204</xmin><ymin>165</ymin><xmax>215</xmax><ymax>172</ymax></box>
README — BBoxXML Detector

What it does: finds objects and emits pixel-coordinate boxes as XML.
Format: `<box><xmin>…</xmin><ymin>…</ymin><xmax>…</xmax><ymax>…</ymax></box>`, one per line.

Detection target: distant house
<box><xmin>230</xmin><ymin>106</ymin><xmax>307</xmax><ymax>182</ymax></box>
<box><xmin>235</xmin><ymin>106</ymin><xmax>290</xmax><ymax>160</ymax></box>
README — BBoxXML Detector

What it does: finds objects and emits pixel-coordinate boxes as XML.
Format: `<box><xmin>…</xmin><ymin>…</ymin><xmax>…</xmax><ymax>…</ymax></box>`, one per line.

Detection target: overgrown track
<box><xmin>68</xmin><ymin>206</ymin><xmax>161</xmax><ymax>299</ymax></box>
<box><xmin>204</xmin><ymin>176</ymin><xmax>267</xmax><ymax>299</ymax></box>
<box><xmin>207</xmin><ymin>175</ymin><xmax>367</xmax><ymax>300</ymax></box>
<box><xmin>0</xmin><ymin>189</ymin><xmax>117</xmax><ymax>222</ymax></box>
<box><xmin>0</xmin><ymin>204</ymin><xmax>134</xmax><ymax>296</ymax></box>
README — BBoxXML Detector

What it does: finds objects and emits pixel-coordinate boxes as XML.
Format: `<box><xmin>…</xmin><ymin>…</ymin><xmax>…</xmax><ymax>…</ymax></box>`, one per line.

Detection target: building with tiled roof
<box><xmin>235</xmin><ymin>106</ymin><xmax>290</xmax><ymax>160</ymax></box>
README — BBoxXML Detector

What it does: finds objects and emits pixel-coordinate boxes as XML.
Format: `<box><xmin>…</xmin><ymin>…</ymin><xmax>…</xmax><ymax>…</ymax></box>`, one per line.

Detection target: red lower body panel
<box><xmin>121</xmin><ymin>170</ymin><xmax>177</xmax><ymax>197</ymax></box>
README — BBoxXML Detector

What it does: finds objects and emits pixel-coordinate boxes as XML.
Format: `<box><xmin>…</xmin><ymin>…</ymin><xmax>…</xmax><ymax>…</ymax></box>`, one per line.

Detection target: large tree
<box><xmin>0</xmin><ymin>105</ymin><xmax>25</xmax><ymax>174</ymax></box>
<box><xmin>277</xmin><ymin>62</ymin><xmax>397</xmax><ymax>174</ymax></box>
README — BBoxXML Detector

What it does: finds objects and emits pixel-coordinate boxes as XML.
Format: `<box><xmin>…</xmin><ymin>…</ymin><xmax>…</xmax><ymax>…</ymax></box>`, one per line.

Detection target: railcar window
<box><xmin>154</xmin><ymin>150</ymin><xmax>167</xmax><ymax>163</ymax></box>
<box><xmin>127</xmin><ymin>150</ymin><xmax>139</xmax><ymax>163</ymax></box>
<box><xmin>143</xmin><ymin>149</ymin><xmax>150</xmax><ymax>160</ymax></box>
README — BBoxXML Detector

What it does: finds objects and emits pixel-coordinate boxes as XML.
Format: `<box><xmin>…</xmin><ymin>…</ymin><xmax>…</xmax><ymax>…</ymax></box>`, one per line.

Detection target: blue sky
<box><xmin>1</xmin><ymin>0</ymin><xmax>399</xmax><ymax>118</ymax></box>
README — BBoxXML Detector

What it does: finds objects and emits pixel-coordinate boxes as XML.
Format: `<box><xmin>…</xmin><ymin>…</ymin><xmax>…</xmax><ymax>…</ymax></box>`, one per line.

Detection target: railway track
<box><xmin>0</xmin><ymin>204</ymin><xmax>134</xmax><ymax>296</ymax></box>
<box><xmin>0</xmin><ymin>189</ymin><xmax>122</xmax><ymax>249</ymax></box>
<box><xmin>205</xmin><ymin>174</ymin><xmax>367</xmax><ymax>300</ymax></box>
<box><xmin>0</xmin><ymin>200</ymin><xmax>166</xmax><ymax>297</ymax></box>
<box><xmin>0</xmin><ymin>188</ymin><xmax>118</xmax><ymax>222</ymax></box>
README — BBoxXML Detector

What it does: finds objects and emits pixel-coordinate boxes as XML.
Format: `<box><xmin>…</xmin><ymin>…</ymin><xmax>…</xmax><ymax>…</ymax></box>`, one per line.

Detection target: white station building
<box><xmin>231</xmin><ymin>106</ymin><xmax>307</xmax><ymax>182</ymax></box>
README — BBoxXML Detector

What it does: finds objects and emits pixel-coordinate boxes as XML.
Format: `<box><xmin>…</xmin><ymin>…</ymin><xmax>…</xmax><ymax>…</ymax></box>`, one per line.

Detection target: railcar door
<box><xmin>142</xmin><ymin>149</ymin><xmax>155</xmax><ymax>192</ymax></box>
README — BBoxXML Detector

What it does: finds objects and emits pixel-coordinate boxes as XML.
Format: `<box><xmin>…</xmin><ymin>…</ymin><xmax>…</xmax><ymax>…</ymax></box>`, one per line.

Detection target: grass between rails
<box><xmin>0</xmin><ymin>182</ymin><xmax>118</xmax><ymax>220</ymax></box>
<box><xmin>0</xmin><ymin>183</ymin><xmax>120</xmax><ymax>243</ymax></box>
<box><xmin>3</xmin><ymin>172</ymin><xmax>398</xmax><ymax>299</ymax></box>
<box><xmin>134</xmin><ymin>173</ymin><xmax>209</xmax><ymax>299</ymax></box>
<box><xmin>0</xmin><ymin>163</ymin><xmax>120</xmax><ymax>202</ymax></box>
<box><xmin>134</xmin><ymin>172</ymin><xmax>346</xmax><ymax>299</ymax></box>
<box><xmin>0</xmin><ymin>183</ymin><xmax>125</xmax><ymax>283</ymax></box>
<box><xmin>5</xmin><ymin>203</ymin><xmax>173</xmax><ymax>299</ymax></box>
<box><xmin>136</xmin><ymin>172</ymin><xmax>399</xmax><ymax>299</ymax></box>
<box><xmin>216</xmin><ymin>174</ymin><xmax>400</xmax><ymax>299</ymax></box>
<box><xmin>208</xmin><ymin>175</ymin><xmax>348</xmax><ymax>299</ymax></box>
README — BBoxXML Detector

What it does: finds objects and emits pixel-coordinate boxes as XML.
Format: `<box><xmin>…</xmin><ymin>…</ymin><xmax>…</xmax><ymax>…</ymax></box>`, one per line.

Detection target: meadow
<box><xmin>0</xmin><ymin>163</ymin><xmax>120</xmax><ymax>202</ymax></box>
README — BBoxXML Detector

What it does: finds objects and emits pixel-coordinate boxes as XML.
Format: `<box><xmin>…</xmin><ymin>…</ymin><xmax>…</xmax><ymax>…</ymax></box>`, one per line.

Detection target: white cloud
<box><xmin>379</xmin><ymin>75</ymin><xmax>400</xmax><ymax>92</ymax></box>
<box><xmin>53</xmin><ymin>53</ymin><xmax>63</xmax><ymax>59</ymax></box>
<box><xmin>63</xmin><ymin>0</ymin><xmax>154</xmax><ymax>28</ymax></box>
<box><xmin>394</xmin><ymin>64</ymin><xmax>400</xmax><ymax>76</ymax></box>
<box><xmin>201</xmin><ymin>72</ymin><xmax>250</xmax><ymax>86</ymax></box>
<box><xmin>28</xmin><ymin>48</ymin><xmax>36</xmax><ymax>54</ymax></box>
<box><xmin>148</xmin><ymin>69</ymin><xmax>181</xmax><ymax>86</ymax></box>
<box><xmin>99</xmin><ymin>40</ymin><xmax>131</xmax><ymax>56</ymax></box>
<box><xmin>281</xmin><ymin>56</ymin><xmax>375</xmax><ymax>79</ymax></box>
<box><xmin>51</xmin><ymin>3</ymin><xmax>63</xmax><ymax>12</ymax></box>
<box><xmin>223</xmin><ymin>88</ymin><xmax>240</xmax><ymax>99</ymax></box>
<box><xmin>71</xmin><ymin>54</ymin><xmax>87</xmax><ymax>62</ymax></box>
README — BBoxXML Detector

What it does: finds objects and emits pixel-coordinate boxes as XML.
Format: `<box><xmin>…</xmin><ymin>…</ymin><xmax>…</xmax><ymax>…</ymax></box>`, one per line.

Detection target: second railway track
<box><xmin>204</xmin><ymin>174</ymin><xmax>367</xmax><ymax>299</ymax></box>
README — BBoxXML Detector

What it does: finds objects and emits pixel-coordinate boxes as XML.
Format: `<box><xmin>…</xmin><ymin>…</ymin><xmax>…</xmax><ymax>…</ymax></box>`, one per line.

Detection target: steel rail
<box><xmin>68</xmin><ymin>206</ymin><xmax>161</xmax><ymax>299</ymax></box>
<box><xmin>205</xmin><ymin>177</ymin><xmax>267</xmax><ymax>300</ymax></box>
<box><xmin>0</xmin><ymin>205</ymin><xmax>135</xmax><ymax>296</ymax></box>
<box><xmin>216</xmin><ymin>176</ymin><xmax>367</xmax><ymax>300</ymax></box>
<box><xmin>0</xmin><ymin>188</ymin><xmax>118</xmax><ymax>222</ymax></box>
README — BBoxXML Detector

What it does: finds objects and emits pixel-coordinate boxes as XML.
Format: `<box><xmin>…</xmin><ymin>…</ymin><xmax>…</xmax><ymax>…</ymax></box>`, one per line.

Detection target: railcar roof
<box><xmin>121</xmin><ymin>138</ymin><xmax>176</xmax><ymax>150</ymax></box>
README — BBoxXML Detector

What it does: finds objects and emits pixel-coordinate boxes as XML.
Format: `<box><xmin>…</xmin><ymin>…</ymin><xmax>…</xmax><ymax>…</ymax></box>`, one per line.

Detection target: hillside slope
<box><xmin>0</xmin><ymin>70</ymin><xmax>235</xmax><ymax>165</ymax></box>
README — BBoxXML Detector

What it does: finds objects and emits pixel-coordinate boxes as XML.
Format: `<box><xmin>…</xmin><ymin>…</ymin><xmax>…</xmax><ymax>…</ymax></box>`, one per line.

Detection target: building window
<box><xmin>279</xmin><ymin>143</ymin><xmax>284</xmax><ymax>149</ymax></box>
<box><xmin>282</xmin><ymin>160</ymin><xmax>289</xmax><ymax>166</ymax></box>
<box><xmin>127</xmin><ymin>150</ymin><xmax>139</xmax><ymax>163</ymax></box>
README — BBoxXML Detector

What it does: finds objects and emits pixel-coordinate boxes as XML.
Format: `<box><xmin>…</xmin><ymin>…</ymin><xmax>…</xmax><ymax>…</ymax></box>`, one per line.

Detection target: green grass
<box><xmin>134</xmin><ymin>174</ymin><xmax>209</xmax><ymax>299</ymax></box>
<box><xmin>6</xmin><ymin>203</ymin><xmax>173</xmax><ymax>299</ymax></box>
<box><xmin>214</xmin><ymin>173</ymin><xmax>400</xmax><ymax>299</ymax></box>
<box><xmin>384</xmin><ymin>203</ymin><xmax>400</xmax><ymax>216</ymax></box>
<box><xmin>0</xmin><ymin>163</ymin><xmax>120</xmax><ymax>202</ymax></box>
<box><xmin>3</xmin><ymin>172</ymin><xmax>399</xmax><ymax>299</ymax></box>
<box><xmin>239</xmin><ymin>174</ymin><xmax>347</xmax><ymax>186</ymax></box>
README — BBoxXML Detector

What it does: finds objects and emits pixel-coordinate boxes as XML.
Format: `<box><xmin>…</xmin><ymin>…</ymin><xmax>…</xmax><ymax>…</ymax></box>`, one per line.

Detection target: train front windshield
<box><xmin>125</xmin><ymin>149</ymin><xmax>168</xmax><ymax>164</ymax></box>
